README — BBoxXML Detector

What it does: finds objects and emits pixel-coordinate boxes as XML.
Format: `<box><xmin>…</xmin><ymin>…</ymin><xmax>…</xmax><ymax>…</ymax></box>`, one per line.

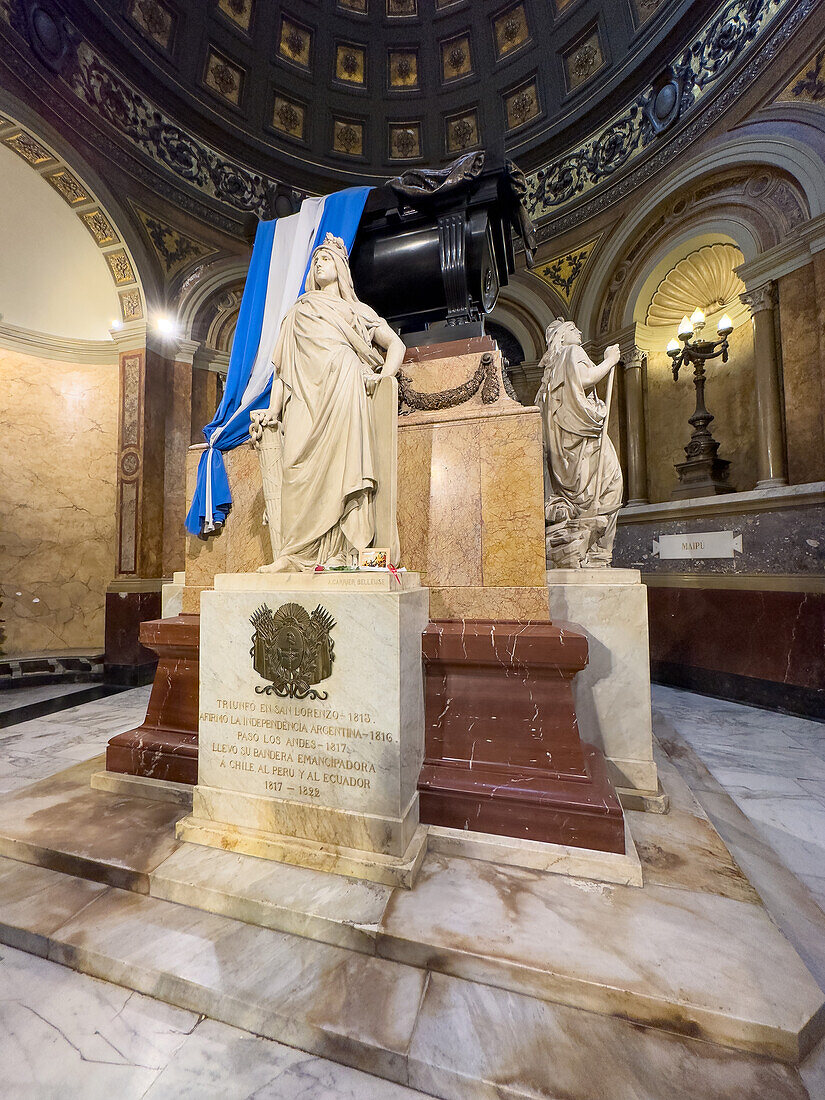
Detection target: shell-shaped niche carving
<box><xmin>646</xmin><ymin>243</ymin><xmax>745</xmax><ymax>327</ymax></box>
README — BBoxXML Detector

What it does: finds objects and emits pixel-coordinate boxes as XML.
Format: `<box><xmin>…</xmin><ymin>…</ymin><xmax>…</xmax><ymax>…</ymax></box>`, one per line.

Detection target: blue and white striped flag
<box><xmin>185</xmin><ymin>186</ymin><xmax>372</xmax><ymax>536</ymax></box>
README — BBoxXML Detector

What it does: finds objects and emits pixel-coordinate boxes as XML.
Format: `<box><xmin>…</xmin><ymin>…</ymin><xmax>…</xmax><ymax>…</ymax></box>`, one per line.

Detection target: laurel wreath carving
<box><xmin>397</xmin><ymin>351</ymin><xmax>499</xmax><ymax>414</ymax></box>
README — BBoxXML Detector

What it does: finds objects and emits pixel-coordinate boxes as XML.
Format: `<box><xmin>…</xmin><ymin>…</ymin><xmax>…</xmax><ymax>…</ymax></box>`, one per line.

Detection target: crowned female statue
<box><xmin>538</xmin><ymin>319</ymin><xmax>623</xmax><ymax>568</ymax></box>
<box><xmin>250</xmin><ymin>234</ymin><xmax>405</xmax><ymax>572</ymax></box>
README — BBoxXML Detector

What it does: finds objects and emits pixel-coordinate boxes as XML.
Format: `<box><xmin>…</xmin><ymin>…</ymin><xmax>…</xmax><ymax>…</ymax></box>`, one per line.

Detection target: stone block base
<box><xmin>105</xmin><ymin>615</ymin><xmax>199</xmax><ymax>784</ymax></box>
<box><xmin>176</xmin><ymin>815</ymin><xmax>428</xmax><ymax>889</ymax></box>
<box><xmin>547</xmin><ymin>568</ymin><xmax>658</xmax><ymax>794</ymax></box>
<box><xmin>419</xmin><ymin>619</ymin><xmax>626</xmax><ymax>854</ymax></box>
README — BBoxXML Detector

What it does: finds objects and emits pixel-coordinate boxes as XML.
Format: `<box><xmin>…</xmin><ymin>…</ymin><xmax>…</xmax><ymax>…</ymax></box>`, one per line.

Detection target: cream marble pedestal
<box><xmin>177</xmin><ymin>571</ymin><xmax>430</xmax><ymax>888</ymax></box>
<box><xmin>546</xmin><ymin>569</ymin><xmax>659</xmax><ymax>799</ymax></box>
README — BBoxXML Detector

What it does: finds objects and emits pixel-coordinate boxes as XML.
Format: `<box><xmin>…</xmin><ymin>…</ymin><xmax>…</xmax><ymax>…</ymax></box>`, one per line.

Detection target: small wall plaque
<box><xmin>652</xmin><ymin>532</ymin><xmax>742</xmax><ymax>560</ymax></box>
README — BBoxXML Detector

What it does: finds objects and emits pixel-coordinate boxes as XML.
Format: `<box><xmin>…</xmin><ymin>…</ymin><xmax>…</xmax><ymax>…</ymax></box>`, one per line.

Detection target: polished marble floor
<box><xmin>1</xmin><ymin>684</ymin><xmax>824</xmax><ymax>1098</ymax></box>
<box><xmin>652</xmin><ymin>685</ymin><xmax>825</xmax><ymax>912</ymax></box>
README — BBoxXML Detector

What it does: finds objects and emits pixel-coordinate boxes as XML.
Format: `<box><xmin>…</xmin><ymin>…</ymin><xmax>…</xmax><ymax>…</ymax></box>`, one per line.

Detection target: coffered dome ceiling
<box><xmin>49</xmin><ymin>0</ymin><xmax>717</xmax><ymax>194</ymax></box>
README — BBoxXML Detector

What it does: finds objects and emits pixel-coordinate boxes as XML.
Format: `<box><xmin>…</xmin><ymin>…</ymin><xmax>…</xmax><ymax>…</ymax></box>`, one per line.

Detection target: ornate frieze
<box><xmin>526</xmin><ymin>0</ymin><xmax>799</xmax><ymax>226</ymax></box>
<box><xmin>68</xmin><ymin>39</ymin><xmax>281</xmax><ymax>216</ymax></box>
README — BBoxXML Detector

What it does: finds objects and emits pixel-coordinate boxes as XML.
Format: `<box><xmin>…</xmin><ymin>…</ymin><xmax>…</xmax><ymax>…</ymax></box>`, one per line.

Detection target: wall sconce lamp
<box><xmin>666</xmin><ymin>306</ymin><xmax>735</xmax><ymax>498</ymax></box>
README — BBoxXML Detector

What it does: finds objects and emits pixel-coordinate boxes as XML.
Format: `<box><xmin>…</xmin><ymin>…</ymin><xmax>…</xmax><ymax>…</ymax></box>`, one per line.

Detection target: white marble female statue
<box><xmin>537</xmin><ymin>319</ymin><xmax>623</xmax><ymax>568</ymax></box>
<box><xmin>250</xmin><ymin>233</ymin><xmax>405</xmax><ymax>571</ymax></box>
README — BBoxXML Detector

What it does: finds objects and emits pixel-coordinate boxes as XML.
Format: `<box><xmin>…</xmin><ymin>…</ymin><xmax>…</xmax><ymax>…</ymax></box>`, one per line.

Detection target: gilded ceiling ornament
<box><xmin>105</xmin><ymin>248</ymin><xmax>136</xmax><ymax>286</ymax></box>
<box><xmin>128</xmin><ymin>0</ymin><xmax>174</xmax><ymax>49</ymax></box>
<box><xmin>44</xmin><ymin>168</ymin><xmax>89</xmax><ymax>205</ymax></box>
<box><xmin>81</xmin><ymin>208</ymin><xmax>118</xmax><ymax>246</ymax></box>
<box><xmin>778</xmin><ymin>46</ymin><xmax>825</xmax><ymax>105</ymax></box>
<box><xmin>2</xmin><ymin>129</ymin><xmax>51</xmax><ymax>165</ymax></box>
<box><xmin>494</xmin><ymin>4</ymin><xmax>528</xmax><ymax>57</ymax></box>
<box><xmin>119</xmin><ymin>288</ymin><xmax>143</xmax><ymax>321</ymax></box>
<box><xmin>275</xmin><ymin>100</ymin><xmax>302</xmax><ymax>137</ymax></box>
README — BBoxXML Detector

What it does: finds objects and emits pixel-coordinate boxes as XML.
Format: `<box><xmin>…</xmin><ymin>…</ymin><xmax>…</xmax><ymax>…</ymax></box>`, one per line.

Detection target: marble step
<box><xmin>0</xmin><ymin>757</ymin><xmax>823</xmax><ymax>1062</ymax></box>
<box><xmin>0</xmin><ymin>855</ymin><xmax>812</xmax><ymax>1100</ymax></box>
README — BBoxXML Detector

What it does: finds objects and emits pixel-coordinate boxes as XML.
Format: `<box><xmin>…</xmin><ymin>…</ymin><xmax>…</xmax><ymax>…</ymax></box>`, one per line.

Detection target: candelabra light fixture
<box><xmin>666</xmin><ymin>307</ymin><xmax>736</xmax><ymax>499</ymax></box>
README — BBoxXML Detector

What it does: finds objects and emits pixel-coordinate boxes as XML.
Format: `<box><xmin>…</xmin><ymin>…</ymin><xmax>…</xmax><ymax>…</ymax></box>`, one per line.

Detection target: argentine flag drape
<box><xmin>185</xmin><ymin>186</ymin><xmax>373</xmax><ymax>536</ymax></box>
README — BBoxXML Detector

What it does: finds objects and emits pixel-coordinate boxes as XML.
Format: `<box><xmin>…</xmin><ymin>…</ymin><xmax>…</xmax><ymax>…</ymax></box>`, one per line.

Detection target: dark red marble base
<box><xmin>418</xmin><ymin>620</ymin><xmax>625</xmax><ymax>854</ymax></box>
<box><xmin>106</xmin><ymin>616</ymin><xmax>199</xmax><ymax>785</ymax></box>
<box><xmin>104</xmin><ymin>588</ymin><xmax>163</xmax><ymax>685</ymax></box>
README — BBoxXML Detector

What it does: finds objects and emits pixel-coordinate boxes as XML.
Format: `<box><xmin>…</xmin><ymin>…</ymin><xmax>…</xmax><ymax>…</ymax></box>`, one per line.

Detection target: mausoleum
<box><xmin>1</xmin><ymin>0</ymin><xmax>824</xmax><ymax>1096</ymax></box>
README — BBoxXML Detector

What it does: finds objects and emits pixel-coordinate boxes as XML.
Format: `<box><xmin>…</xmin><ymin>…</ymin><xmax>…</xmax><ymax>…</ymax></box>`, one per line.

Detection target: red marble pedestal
<box><xmin>418</xmin><ymin>620</ymin><xmax>626</xmax><ymax>854</ymax></box>
<box><xmin>106</xmin><ymin>616</ymin><xmax>199</xmax><ymax>784</ymax></box>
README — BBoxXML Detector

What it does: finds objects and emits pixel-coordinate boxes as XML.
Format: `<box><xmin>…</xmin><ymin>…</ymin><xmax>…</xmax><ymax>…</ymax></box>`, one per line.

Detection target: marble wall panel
<box><xmin>778</xmin><ymin>264</ymin><xmax>825</xmax><ymax>485</ymax></box>
<box><xmin>0</xmin><ymin>349</ymin><xmax>118</xmax><ymax>654</ymax></box>
<box><xmin>162</xmin><ymin>361</ymin><xmax>192</xmax><ymax>577</ymax></box>
<box><xmin>140</xmin><ymin>350</ymin><xmax>169</xmax><ymax>579</ymax></box>
<box><xmin>479</xmin><ymin>413</ymin><xmax>546</xmax><ymax>588</ymax></box>
<box><xmin>424</xmin><ymin>421</ymin><xmax>482</xmax><ymax>587</ymax></box>
<box><xmin>645</xmin><ymin>322</ymin><xmax>757</xmax><ymax>503</ymax></box>
<box><xmin>614</xmin><ymin>504</ymin><xmax>825</xmax><ymax>576</ymax></box>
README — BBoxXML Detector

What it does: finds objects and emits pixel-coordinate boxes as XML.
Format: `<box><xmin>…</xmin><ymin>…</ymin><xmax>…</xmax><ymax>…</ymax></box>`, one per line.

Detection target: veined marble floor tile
<box><xmin>377</xmin><ymin>851</ymin><xmax>824</xmax><ymax>1059</ymax></box>
<box><xmin>408</xmin><ymin>973</ymin><xmax>809</xmax><ymax>1100</ymax></box>
<box><xmin>0</xmin><ymin>758</ymin><xmax>184</xmax><ymax>892</ymax></box>
<box><xmin>49</xmin><ymin>886</ymin><xmax>427</xmax><ymax>1083</ymax></box>
<box><xmin>0</xmin><ymin>943</ymin><xmax>428</xmax><ymax>1100</ymax></box>
<box><xmin>0</xmin><ymin>682</ymin><xmax>94</xmax><ymax>713</ymax></box>
<box><xmin>141</xmin><ymin>1017</ymin><xmax>427</xmax><ymax>1099</ymax></box>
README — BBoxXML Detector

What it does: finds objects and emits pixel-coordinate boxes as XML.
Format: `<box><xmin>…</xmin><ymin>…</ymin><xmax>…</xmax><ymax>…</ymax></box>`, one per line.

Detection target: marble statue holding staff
<box><xmin>538</xmin><ymin>318</ymin><xmax>623</xmax><ymax>568</ymax></box>
<box><xmin>250</xmin><ymin>233</ymin><xmax>405</xmax><ymax>571</ymax></box>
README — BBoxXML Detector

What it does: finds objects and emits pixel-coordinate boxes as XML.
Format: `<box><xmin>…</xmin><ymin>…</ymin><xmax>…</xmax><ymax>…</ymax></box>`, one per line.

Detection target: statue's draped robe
<box><xmin>540</xmin><ymin>344</ymin><xmax>621</xmax><ymax>563</ymax></box>
<box><xmin>273</xmin><ymin>290</ymin><xmax>384</xmax><ymax>569</ymax></box>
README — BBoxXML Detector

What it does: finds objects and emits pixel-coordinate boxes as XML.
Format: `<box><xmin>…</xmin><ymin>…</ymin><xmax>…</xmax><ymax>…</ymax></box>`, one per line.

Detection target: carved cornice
<box><xmin>740</xmin><ymin>280</ymin><xmax>776</xmax><ymax>313</ymax></box>
<box><xmin>0</xmin><ymin>320</ymin><xmax>120</xmax><ymax>362</ymax></box>
<box><xmin>530</xmin><ymin>0</ymin><xmax>817</xmax><ymax>239</ymax></box>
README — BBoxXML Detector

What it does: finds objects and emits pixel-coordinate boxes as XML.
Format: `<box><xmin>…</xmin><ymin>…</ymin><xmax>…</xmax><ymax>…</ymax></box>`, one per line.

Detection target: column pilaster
<box><xmin>619</xmin><ymin>341</ymin><xmax>650</xmax><ymax>506</ymax></box>
<box><xmin>740</xmin><ymin>281</ymin><xmax>788</xmax><ymax>489</ymax></box>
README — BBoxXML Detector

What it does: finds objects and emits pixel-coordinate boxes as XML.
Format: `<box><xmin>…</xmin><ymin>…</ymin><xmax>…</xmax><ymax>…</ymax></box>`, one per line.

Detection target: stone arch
<box><xmin>587</xmin><ymin>164</ymin><xmax>809</xmax><ymax>342</ymax></box>
<box><xmin>0</xmin><ymin>95</ymin><xmax>157</xmax><ymax>327</ymax></box>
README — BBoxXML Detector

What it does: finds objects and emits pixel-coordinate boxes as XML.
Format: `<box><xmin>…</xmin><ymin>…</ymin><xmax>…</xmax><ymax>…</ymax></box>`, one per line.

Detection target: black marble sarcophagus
<box><xmin>350</xmin><ymin>152</ymin><xmax>535</xmax><ymax>338</ymax></box>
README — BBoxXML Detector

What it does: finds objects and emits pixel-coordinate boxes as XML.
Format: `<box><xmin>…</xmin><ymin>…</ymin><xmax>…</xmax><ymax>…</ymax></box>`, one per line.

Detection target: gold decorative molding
<box><xmin>81</xmin><ymin>208</ymin><xmax>119</xmax><ymax>247</ymax></box>
<box><xmin>646</xmin><ymin>244</ymin><xmax>745</xmax><ymax>328</ymax></box>
<box><xmin>531</xmin><ymin>235</ymin><xmax>601</xmax><ymax>306</ymax></box>
<box><xmin>44</xmin><ymin>167</ymin><xmax>90</xmax><ymax>206</ymax></box>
